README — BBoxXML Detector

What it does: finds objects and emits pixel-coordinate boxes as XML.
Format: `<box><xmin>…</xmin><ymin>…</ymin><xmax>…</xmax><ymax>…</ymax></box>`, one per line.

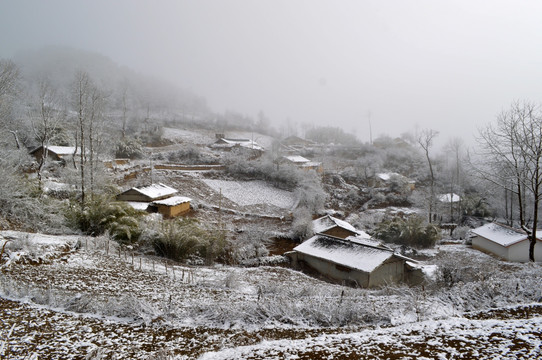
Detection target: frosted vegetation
<box><xmin>0</xmin><ymin>48</ymin><xmax>541</xmax><ymax>358</ymax></box>
<box><xmin>1</xmin><ymin>232</ymin><xmax>541</xmax><ymax>358</ymax></box>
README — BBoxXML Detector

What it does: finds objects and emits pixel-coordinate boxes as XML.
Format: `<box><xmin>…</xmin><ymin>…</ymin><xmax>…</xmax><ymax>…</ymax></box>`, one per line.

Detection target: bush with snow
<box><xmin>143</xmin><ymin>218</ymin><xmax>227</xmax><ymax>264</ymax></box>
<box><xmin>372</xmin><ymin>215</ymin><xmax>440</xmax><ymax>248</ymax></box>
<box><xmin>64</xmin><ymin>196</ymin><xmax>142</xmax><ymax>242</ymax></box>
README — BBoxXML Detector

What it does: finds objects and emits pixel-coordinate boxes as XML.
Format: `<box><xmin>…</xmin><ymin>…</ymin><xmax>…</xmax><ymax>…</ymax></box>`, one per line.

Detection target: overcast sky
<box><xmin>2</xmin><ymin>0</ymin><xmax>542</xmax><ymax>143</ymax></box>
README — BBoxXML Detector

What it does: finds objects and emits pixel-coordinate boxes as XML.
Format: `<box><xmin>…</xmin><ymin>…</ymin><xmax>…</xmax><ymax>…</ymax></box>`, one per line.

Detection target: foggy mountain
<box><xmin>15</xmin><ymin>46</ymin><xmax>209</xmax><ymax>118</ymax></box>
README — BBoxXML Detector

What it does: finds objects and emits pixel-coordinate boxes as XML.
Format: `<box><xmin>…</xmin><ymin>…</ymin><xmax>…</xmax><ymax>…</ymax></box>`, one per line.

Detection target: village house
<box><xmin>211</xmin><ymin>138</ymin><xmax>264</xmax><ymax>151</ymax></box>
<box><xmin>287</xmin><ymin>234</ymin><xmax>422</xmax><ymax>288</ymax></box>
<box><xmin>373</xmin><ymin>172</ymin><xmax>415</xmax><ymax>191</ymax></box>
<box><xmin>149</xmin><ymin>196</ymin><xmax>192</xmax><ymax>218</ymax></box>
<box><xmin>281</xmin><ymin>135</ymin><xmax>316</xmax><ymax>148</ymax></box>
<box><xmin>279</xmin><ymin>136</ymin><xmax>317</xmax><ymax>153</ymax></box>
<box><xmin>116</xmin><ymin>183</ymin><xmax>178</xmax><ymax>211</ymax></box>
<box><xmin>278</xmin><ymin>155</ymin><xmax>323</xmax><ymax>173</ymax></box>
<box><xmin>471</xmin><ymin>222</ymin><xmax>542</xmax><ymax>262</ymax></box>
<box><xmin>29</xmin><ymin>145</ymin><xmax>79</xmax><ymax>164</ymax></box>
<box><xmin>437</xmin><ymin>193</ymin><xmax>461</xmax><ymax>223</ymax></box>
<box><xmin>210</xmin><ymin>137</ymin><xmax>264</xmax><ymax>159</ymax></box>
<box><xmin>116</xmin><ymin>183</ymin><xmax>193</xmax><ymax>218</ymax></box>
<box><xmin>312</xmin><ymin>215</ymin><xmax>367</xmax><ymax>239</ymax></box>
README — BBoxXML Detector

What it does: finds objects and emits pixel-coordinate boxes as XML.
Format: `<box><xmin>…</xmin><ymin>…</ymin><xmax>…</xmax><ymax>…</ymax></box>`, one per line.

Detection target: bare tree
<box><xmin>31</xmin><ymin>78</ymin><xmax>63</xmax><ymax>186</ymax></box>
<box><xmin>444</xmin><ymin>137</ymin><xmax>465</xmax><ymax>222</ymax></box>
<box><xmin>477</xmin><ymin>101</ymin><xmax>542</xmax><ymax>262</ymax></box>
<box><xmin>72</xmin><ymin>71</ymin><xmax>91</xmax><ymax>207</ymax></box>
<box><xmin>0</xmin><ymin>59</ymin><xmax>21</xmax><ymax>149</ymax></box>
<box><xmin>417</xmin><ymin>128</ymin><xmax>439</xmax><ymax>223</ymax></box>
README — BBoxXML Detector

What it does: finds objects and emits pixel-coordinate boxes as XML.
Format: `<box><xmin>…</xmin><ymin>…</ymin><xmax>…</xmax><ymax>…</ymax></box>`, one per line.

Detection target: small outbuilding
<box><xmin>212</xmin><ymin>138</ymin><xmax>264</xmax><ymax>151</ymax></box>
<box><xmin>30</xmin><ymin>145</ymin><xmax>79</xmax><ymax>164</ymax></box>
<box><xmin>279</xmin><ymin>155</ymin><xmax>323</xmax><ymax>173</ymax></box>
<box><xmin>116</xmin><ymin>183</ymin><xmax>178</xmax><ymax>203</ymax></box>
<box><xmin>471</xmin><ymin>222</ymin><xmax>542</xmax><ymax>262</ymax></box>
<box><xmin>312</xmin><ymin>215</ymin><xmax>367</xmax><ymax>239</ymax></box>
<box><xmin>288</xmin><ymin>234</ymin><xmax>421</xmax><ymax>288</ymax></box>
<box><xmin>150</xmin><ymin>196</ymin><xmax>192</xmax><ymax>218</ymax></box>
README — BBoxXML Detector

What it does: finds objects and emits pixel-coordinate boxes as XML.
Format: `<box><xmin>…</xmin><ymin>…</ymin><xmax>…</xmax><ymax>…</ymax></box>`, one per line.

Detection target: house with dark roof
<box><xmin>287</xmin><ymin>234</ymin><xmax>421</xmax><ymax>288</ymax></box>
<box><xmin>471</xmin><ymin>222</ymin><xmax>542</xmax><ymax>262</ymax></box>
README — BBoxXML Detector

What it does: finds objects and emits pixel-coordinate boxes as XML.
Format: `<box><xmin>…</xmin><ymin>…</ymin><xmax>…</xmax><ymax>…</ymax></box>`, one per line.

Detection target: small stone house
<box><xmin>471</xmin><ymin>222</ymin><xmax>542</xmax><ymax>262</ymax></box>
<box><xmin>288</xmin><ymin>234</ymin><xmax>421</xmax><ymax>288</ymax></box>
<box><xmin>150</xmin><ymin>196</ymin><xmax>192</xmax><ymax>218</ymax></box>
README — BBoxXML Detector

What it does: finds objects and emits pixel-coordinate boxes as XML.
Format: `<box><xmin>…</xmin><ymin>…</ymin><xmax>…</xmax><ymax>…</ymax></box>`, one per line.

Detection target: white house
<box><xmin>471</xmin><ymin>222</ymin><xmax>542</xmax><ymax>262</ymax></box>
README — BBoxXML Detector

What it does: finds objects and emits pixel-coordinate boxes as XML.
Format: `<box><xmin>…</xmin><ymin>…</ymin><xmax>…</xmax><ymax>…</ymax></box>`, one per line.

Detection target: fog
<box><xmin>2</xmin><ymin>0</ymin><xmax>542</xmax><ymax>143</ymax></box>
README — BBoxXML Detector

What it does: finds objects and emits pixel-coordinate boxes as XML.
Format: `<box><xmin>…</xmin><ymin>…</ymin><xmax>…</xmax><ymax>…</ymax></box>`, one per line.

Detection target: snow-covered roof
<box><xmin>312</xmin><ymin>215</ymin><xmax>360</xmax><ymax>235</ymax></box>
<box><xmin>345</xmin><ymin>234</ymin><xmax>387</xmax><ymax>248</ymax></box>
<box><xmin>438</xmin><ymin>193</ymin><xmax>461</xmax><ymax>203</ymax></box>
<box><xmin>131</xmin><ymin>183</ymin><xmax>178</xmax><ymax>200</ymax></box>
<box><xmin>47</xmin><ymin>145</ymin><xmax>79</xmax><ymax>155</ymax></box>
<box><xmin>152</xmin><ymin>196</ymin><xmax>192</xmax><ymax>206</ymax></box>
<box><xmin>471</xmin><ymin>223</ymin><xmax>536</xmax><ymax>247</ymax></box>
<box><xmin>283</xmin><ymin>155</ymin><xmax>310</xmax><ymax>163</ymax></box>
<box><xmin>31</xmin><ymin>145</ymin><xmax>80</xmax><ymax>156</ymax></box>
<box><xmin>294</xmin><ymin>235</ymin><xmax>400</xmax><ymax>273</ymax></box>
<box><xmin>214</xmin><ymin>138</ymin><xmax>264</xmax><ymax>151</ymax></box>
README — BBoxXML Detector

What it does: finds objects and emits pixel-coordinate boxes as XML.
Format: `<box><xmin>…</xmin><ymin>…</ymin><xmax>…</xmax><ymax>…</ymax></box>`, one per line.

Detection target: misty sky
<box><xmin>2</xmin><ymin>0</ymin><xmax>542</xmax><ymax>143</ymax></box>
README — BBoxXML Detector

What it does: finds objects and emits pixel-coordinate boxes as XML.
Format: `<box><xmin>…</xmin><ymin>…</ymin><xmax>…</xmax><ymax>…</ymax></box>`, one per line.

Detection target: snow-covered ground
<box><xmin>202</xmin><ymin>179</ymin><xmax>295</xmax><ymax>209</ymax></box>
<box><xmin>1</xmin><ymin>231</ymin><xmax>542</xmax><ymax>359</ymax></box>
<box><xmin>162</xmin><ymin>127</ymin><xmax>214</xmax><ymax>145</ymax></box>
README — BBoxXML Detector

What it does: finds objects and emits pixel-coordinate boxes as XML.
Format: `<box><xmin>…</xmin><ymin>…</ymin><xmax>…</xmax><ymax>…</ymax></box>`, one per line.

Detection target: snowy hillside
<box><xmin>1</xmin><ymin>230</ymin><xmax>541</xmax><ymax>359</ymax></box>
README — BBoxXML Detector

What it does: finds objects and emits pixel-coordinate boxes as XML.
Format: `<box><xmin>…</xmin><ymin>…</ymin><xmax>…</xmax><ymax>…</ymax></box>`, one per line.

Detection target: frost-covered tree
<box><xmin>0</xmin><ymin>59</ymin><xmax>22</xmax><ymax>149</ymax></box>
<box><xmin>477</xmin><ymin>101</ymin><xmax>542</xmax><ymax>262</ymax></box>
<box><xmin>417</xmin><ymin>128</ymin><xmax>439</xmax><ymax>223</ymax></box>
<box><xmin>294</xmin><ymin>172</ymin><xmax>327</xmax><ymax>214</ymax></box>
<box><xmin>31</xmin><ymin>77</ymin><xmax>64</xmax><ymax>186</ymax></box>
<box><xmin>291</xmin><ymin>207</ymin><xmax>314</xmax><ymax>240</ymax></box>
<box><xmin>71</xmin><ymin>71</ymin><xmax>108</xmax><ymax>206</ymax></box>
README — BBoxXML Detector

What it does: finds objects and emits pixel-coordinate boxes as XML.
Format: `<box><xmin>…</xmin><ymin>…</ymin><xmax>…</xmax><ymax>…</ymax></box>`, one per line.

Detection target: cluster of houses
<box><xmin>28</xmin><ymin>141</ymin><xmax>541</xmax><ymax>292</ymax></box>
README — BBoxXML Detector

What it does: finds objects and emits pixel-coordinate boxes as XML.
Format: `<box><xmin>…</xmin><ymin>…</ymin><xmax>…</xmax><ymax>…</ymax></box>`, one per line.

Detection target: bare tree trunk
<box><xmin>418</xmin><ymin>129</ymin><xmax>438</xmax><ymax>223</ymax></box>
